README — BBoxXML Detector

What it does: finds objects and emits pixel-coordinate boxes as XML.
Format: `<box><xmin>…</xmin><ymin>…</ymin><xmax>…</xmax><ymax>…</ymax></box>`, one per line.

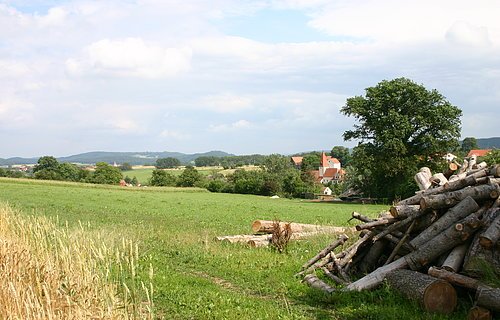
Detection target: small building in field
<box><xmin>467</xmin><ymin>149</ymin><xmax>492</xmax><ymax>157</ymax></box>
<box><xmin>322</xmin><ymin>187</ymin><xmax>332</xmax><ymax>196</ymax></box>
<box><xmin>318</xmin><ymin>152</ymin><xmax>344</xmax><ymax>184</ymax></box>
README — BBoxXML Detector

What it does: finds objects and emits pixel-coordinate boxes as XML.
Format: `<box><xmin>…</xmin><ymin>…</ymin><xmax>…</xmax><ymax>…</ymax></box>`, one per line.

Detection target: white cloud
<box><xmin>446</xmin><ymin>21</ymin><xmax>491</xmax><ymax>47</ymax></box>
<box><xmin>209</xmin><ymin>120</ymin><xmax>252</xmax><ymax>132</ymax></box>
<box><xmin>36</xmin><ymin>7</ymin><xmax>67</xmax><ymax>27</ymax></box>
<box><xmin>66</xmin><ymin>38</ymin><xmax>192</xmax><ymax>78</ymax></box>
<box><xmin>201</xmin><ymin>93</ymin><xmax>253</xmax><ymax>113</ymax></box>
<box><xmin>159</xmin><ymin>130</ymin><xmax>190</xmax><ymax>140</ymax></box>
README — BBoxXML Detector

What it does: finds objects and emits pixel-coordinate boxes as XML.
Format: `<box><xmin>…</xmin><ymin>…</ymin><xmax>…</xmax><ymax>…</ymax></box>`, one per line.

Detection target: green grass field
<box><xmin>0</xmin><ymin>178</ymin><xmax>468</xmax><ymax>319</ymax></box>
<box><xmin>122</xmin><ymin>167</ymin><xmax>222</xmax><ymax>185</ymax></box>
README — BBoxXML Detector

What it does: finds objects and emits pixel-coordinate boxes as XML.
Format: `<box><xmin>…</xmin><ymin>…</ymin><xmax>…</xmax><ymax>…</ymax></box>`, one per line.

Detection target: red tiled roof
<box><xmin>467</xmin><ymin>149</ymin><xmax>492</xmax><ymax>157</ymax></box>
<box><xmin>291</xmin><ymin>156</ymin><xmax>303</xmax><ymax>165</ymax></box>
<box><xmin>323</xmin><ymin>168</ymin><xmax>339</xmax><ymax>178</ymax></box>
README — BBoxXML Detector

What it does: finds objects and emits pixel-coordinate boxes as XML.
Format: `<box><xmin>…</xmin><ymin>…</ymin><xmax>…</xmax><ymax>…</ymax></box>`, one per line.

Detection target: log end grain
<box><xmin>468</xmin><ymin>306</ymin><xmax>492</xmax><ymax>320</ymax></box>
<box><xmin>422</xmin><ymin>281</ymin><xmax>457</xmax><ymax>314</ymax></box>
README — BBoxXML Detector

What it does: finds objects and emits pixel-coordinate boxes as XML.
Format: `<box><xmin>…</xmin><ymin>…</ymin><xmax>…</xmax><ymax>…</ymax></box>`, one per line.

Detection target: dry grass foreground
<box><xmin>0</xmin><ymin>203</ymin><xmax>153</xmax><ymax>319</ymax></box>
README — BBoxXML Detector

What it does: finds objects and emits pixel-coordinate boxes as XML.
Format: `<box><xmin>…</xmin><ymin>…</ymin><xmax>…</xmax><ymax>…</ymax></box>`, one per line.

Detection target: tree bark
<box><xmin>479</xmin><ymin>209</ymin><xmax>500</xmax><ymax>249</ymax></box>
<box><xmin>427</xmin><ymin>266</ymin><xmax>483</xmax><ymax>290</ymax></box>
<box><xmin>468</xmin><ymin>155</ymin><xmax>477</xmax><ymax>171</ymax></box>
<box><xmin>358</xmin><ymin>239</ymin><xmax>387</xmax><ymax>274</ymax></box>
<box><xmin>251</xmin><ymin>220</ymin><xmax>348</xmax><ymax>234</ymax></box>
<box><xmin>350</xmin><ymin>211</ymin><xmax>374</xmax><ymax>223</ymax></box>
<box><xmin>430</xmin><ymin>173</ymin><xmax>448</xmax><ymax>186</ymax></box>
<box><xmin>405</xmin><ymin>213</ymin><xmax>482</xmax><ymax>270</ymax></box>
<box><xmin>301</xmin><ymin>234</ymin><xmax>349</xmax><ymax>270</ymax></box>
<box><xmin>385</xmin><ymin>269</ymin><xmax>457</xmax><ymax>314</ymax></box>
<box><xmin>397</xmin><ymin>171</ymin><xmax>486</xmax><ymax>206</ymax></box>
<box><xmin>389</xmin><ymin>204</ymin><xmax>420</xmax><ymax>218</ymax></box>
<box><xmin>467</xmin><ymin>306</ymin><xmax>492</xmax><ymax>320</ymax></box>
<box><xmin>490</xmin><ymin>164</ymin><xmax>500</xmax><ymax>178</ymax></box>
<box><xmin>410</xmin><ymin>196</ymin><xmax>479</xmax><ymax>248</ymax></box>
<box><xmin>303</xmin><ymin>274</ymin><xmax>335</xmax><ymax>294</ymax></box>
<box><xmin>355</xmin><ymin>218</ymin><xmax>396</xmax><ymax>231</ymax></box>
<box><xmin>441</xmin><ymin>243</ymin><xmax>469</xmax><ymax>272</ymax></box>
<box><xmin>216</xmin><ymin>234</ymin><xmax>271</xmax><ymax>243</ymax></box>
<box><xmin>476</xmin><ymin>287</ymin><xmax>500</xmax><ymax>312</ymax></box>
<box><xmin>344</xmin><ymin>257</ymin><xmax>408</xmax><ymax>291</ymax></box>
<box><xmin>419</xmin><ymin>183</ymin><xmax>500</xmax><ymax>211</ymax></box>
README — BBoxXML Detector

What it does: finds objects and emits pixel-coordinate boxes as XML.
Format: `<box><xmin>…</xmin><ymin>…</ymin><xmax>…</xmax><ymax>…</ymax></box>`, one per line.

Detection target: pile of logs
<box><xmin>299</xmin><ymin>163</ymin><xmax>500</xmax><ymax>318</ymax></box>
<box><xmin>216</xmin><ymin>220</ymin><xmax>349</xmax><ymax>247</ymax></box>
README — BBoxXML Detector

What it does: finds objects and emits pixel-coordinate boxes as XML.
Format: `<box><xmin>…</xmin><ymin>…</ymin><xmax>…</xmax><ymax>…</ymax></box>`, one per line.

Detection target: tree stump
<box><xmin>385</xmin><ymin>269</ymin><xmax>457</xmax><ymax>314</ymax></box>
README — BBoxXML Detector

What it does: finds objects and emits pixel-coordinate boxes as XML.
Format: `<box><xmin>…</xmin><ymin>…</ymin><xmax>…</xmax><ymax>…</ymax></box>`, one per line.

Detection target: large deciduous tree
<box><xmin>91</xmin><ymin>162</ymin><xmax>123</xmax><ymax>185</ymax></box>
<box><xmin>461</xmin><ymin>137</ymin><xmax>478</xmax><ymax>155</ymax></box>
<box><xmin>155</xmin><ymin>157</ymin><xmax>181</xmax><ymax>169</ymax></box>
<box><xmin>341</xmin><ymin>78</ymin><xmax>462</xmax><ymax>200</ymax></box>
<box><xmin>330</xmin><ymin>146</ymin><xmax>351</xmax><ymax>166</ymax></box>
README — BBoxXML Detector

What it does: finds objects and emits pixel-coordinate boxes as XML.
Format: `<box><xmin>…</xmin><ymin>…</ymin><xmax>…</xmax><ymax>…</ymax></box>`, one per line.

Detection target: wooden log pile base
<box><xmin>299</xmin><ymin>162</ymin><xmax>500</xmax><ymax>316</ymax></box>
<box><xmin>216</xmin><ymin>220</ymin><xmax>349</xmax><ymax>248</ymax></box>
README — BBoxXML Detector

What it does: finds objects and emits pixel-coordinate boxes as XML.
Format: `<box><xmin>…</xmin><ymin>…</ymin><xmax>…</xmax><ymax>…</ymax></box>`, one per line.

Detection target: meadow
<box><xmin>0</xmin><ymin>178</ymin><xmax>469</xmax><ymax>319</ymax></box>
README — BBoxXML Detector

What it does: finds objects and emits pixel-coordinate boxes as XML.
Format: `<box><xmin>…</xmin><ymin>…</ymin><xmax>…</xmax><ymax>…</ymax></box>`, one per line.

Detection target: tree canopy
<box><xmin>330</xmin><ymin>146</ymin><xmax>351</xmax><ymax>166</ymax></box>
<box><xmin>155</xmin><ymin>157</ymin><xmax>181</xmax><ymax>169</ymax></box>
<box><xmin>341</xmin><ymin>78</ymin><xmax>462</xmax><ymax>199</ymax></box>
<box><xmin>461</xmin><ymin>137</ymin><xmax>478</xmax><ymax>155</ymax></box>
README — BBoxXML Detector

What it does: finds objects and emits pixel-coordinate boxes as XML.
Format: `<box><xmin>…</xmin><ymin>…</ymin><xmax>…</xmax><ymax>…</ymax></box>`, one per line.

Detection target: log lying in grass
<box><xmin>301</xmin><ymin>234</ymin><xmax>349</xmax><ymax>270</ymax></box>
<box><xmin>441</xmin><ymin>243</ymin><xmax>469</xmax><ymax>272</ymax></box>
<box><xmin>476</xmin><ymin>287</ymin><xmax>500</xmax><ymax>312</ymax></box>
<box><xmin>303</xmin><ymin>274</ymin><xmax>335</xmax><ymax>294</ymax></box>
<box><xmin>251</xmin><ymin>220</ymin><xmax>349</xmax><ymax>234</ymax></box>
<box><xmin>216</xmin><ymin>234</ymin><xmax>271</xmax><ymax>243</ymax></box>
<box><xmin>385</xmin><ymin>269</ymin><xmax>457</xmax><ymax>314</ymax></box>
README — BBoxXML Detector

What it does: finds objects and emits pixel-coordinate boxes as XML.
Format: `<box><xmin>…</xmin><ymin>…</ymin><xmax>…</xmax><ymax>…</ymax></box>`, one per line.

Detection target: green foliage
<box><xmin>481</xmin><ymin>148</ymin><xmax>500</xmax><ymax>165</ymax></box>
<box><xmin>262</xmin><ymin>154</ymin><xmax>291</xmax><ymax>174</ymax></box>
<box><xmin>330</xmin><ymin>146</ymin><xmax>351</xmax><ymax>166</ymax></box>
<box><xmin>300</xmin><ymin>153</ymin><xmax>321</xmax><ymax>172</ymax></box>
<box><xmin>33</xmin><ymin>156</ymin><xmax>59</xmax><ymax>173</ymax></box>
<box><xmin>342</xmin><ymin>78</ymin><xmax>462</xmax><ymax>200</ymax></box>
<box><xmin>58</xmin><ymin>163</ymin><xmax>81</xmax><ymax>182</ymax></box>
<box><xmin>119</xmin><ymin>162</ymin><xmax>133</xmax><ymax>171</ymax></box>
<box><xmin>149</xmin><ymin>169</ymin><xmax>177</xmax><ymax>186</ymax></box>
<box><xmin>461</xmin><ymin>137</ymin><xmax>478</xmax><ymax>155</ymax></box>
<box><xmin>90</xmin><ymin>162</ymin><xmax>123</xmax><ymax>185</ymax></box>
<box><xmin>155</xmin><ymin>157</ymin><xmax>181</xmax><ymax>169</ymax></box>
<box><xmin>176</xmin><ymin>166</ymin><xmax>203</xmax><ymax>187</ymax></box>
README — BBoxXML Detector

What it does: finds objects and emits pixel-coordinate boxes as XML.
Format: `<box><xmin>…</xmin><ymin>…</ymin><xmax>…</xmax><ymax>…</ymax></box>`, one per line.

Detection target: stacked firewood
<box><xmin>299</xmin><ymin>162</ymin><xmax>500</xmax><ymax>318</ymax></box>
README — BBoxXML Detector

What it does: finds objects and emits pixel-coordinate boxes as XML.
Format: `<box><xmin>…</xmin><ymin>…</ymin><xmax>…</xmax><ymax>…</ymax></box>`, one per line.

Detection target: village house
<box><xmin>291</xmin><ymin>152</ymin><xmax>344</xmax><ymax>185</ymax></box>
<box><xmin>467</xmin><ymin>149</ymin><xmax>492</xmax><ymax>157</ymax></box>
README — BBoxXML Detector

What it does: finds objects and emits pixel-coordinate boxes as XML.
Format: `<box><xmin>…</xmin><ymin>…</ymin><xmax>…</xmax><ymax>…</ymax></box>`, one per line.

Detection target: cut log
<box><xmin>419</xmin><ymin>184</ymin><xmax>500</xmax><ymax>210</ymax></box>
<box><xmin>338</xmin><ymin>232</ymin><xmax>372</xmax><ymax>268</ymax></box>
<box><xmin>476</xmin><ymin>287</ymin><xmax>500</xmax><ymax>312</ymax></box>
<box><xmin>385</xmin><ymin>269</ymin><xmax>457</xmax><ymax>314</ymax></box>
<box><xmin>449</xmin><ymin>173</ymin><xmax>467</xmax><ymax>182</ymax></box>
<box><xmin>389</xmin><ymin>204</ymin><xmax>420</xmax><ymax>218</ymax></box>
<box><xmin>358</xmin><ymin>239</ymin><xmax>387</xmax><ymax>274</ymax></box>
<box><xmin>397</xmin><ymin>172</ymin><xmax>486</xmax><ymax>206</ymax></box>
<box><xmin>468</xmin><ymin>155</ymin><xmax>477</xmax><ymax>171</ymax></box>
<box><xmin>459</xmin><ymin>159</ymin><xmax>469</xmax><ymax>174</ymax></box>
<box><xmin>448</xmin><ymin>162</ymin><xmax>459</xmax><ymax>172</ymax></box>
<box><xmin>415</xmin><ymin>170</ymin><xmax>432</xmax><ymax>191</ymax></box>
<box><xmin>410</xmin><ymin>196</ymin><xmax>479</xmax><ymax>248</ymax></box>
<box><xmin>216</xmin><ymin>234</ymin><xmax>271</xmax><ymax>243</ymax></box>
<box><xmin>322</xmin><ymin>267</ymin><xmax>349</xmax><ymax>286</ymax></box>
<box><xmin>355</xmin><ymin>218</ymin><xmax>396</xmax><ymax>231</ymax></box>
<box><xmin>301</xmin><ymin>234</ymin><xmax>349</xmax><ymax>270</ymax></box>
<box><xmin>303</xmin><ymin>274</ymin><xmax>335</xmax><ymax>294</ymax></box>
<box><xmin>384</xmin><ymin>220</ymin><xmax>415</xmax><ymax>265</ymax></box>
<box><xmin>479</xmin><ymin>209</ymin><xmax>500</xmax><ymax>249</ymax></box>
<box><xmin>430</xmin><ymin>173</ymin><xmax>448</xmax><ymax>186</ymax></box>
<box><xmin>372</xmin><ymin>208</ymin><xmax>426</xmax><ymax>242</ymax></box>
<box><xmin>441</xmin><ymin>243</ymin><xmax>469</xmax><ymax>272</ymax></box>
<box><xmin>248</xmin><ymin>238</ymin><xmax>271</xmax><ymax>247</ymax></box>
<box><xmin>405</xmin><ymin>213</ymin><xmax>482</xmax><ymax>270</ymax></box>
<box><xmin>427</xmin><ymin>266</ymin><xmax>482</xmax><ymax>290</ymax></box>
<box><xmin>344</xmin><ymin>257</ymin><xmax>408</xmax><ymax>291</ymax></box>
<box><xmin>412</xmin><ymin>211</ymin><xmax>438</xmax><ymax>233</ymax></box>
<box><xmin>350</xmin><ymin>211</ymin><xmax>374</xmax><ymax>223</ymax></box>
<box><xmin>468</xmin><ymin>306</ymin><xmax>492</xmax><ymax>320</ymax></box>
<box><xmin>251</xmin><ymin>220</ymin><xmax>348</xmax><ymax>234</ymax></box>
<box><xmin>490</xmin><ymin>164</ymin><xmax>500</xmax><ymax>178</ymax></box>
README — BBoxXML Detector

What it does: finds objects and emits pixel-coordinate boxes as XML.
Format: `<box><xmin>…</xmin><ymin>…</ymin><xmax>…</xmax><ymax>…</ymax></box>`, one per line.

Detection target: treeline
<box><xmin>193</xmin><ymin>154</ymin><xmax>267</xmax><ymax>168</ymax></box>
<box><xmin>150</xmin><ymin>154</ymin><xmax>321</xmax><ymax>197</ymax></box>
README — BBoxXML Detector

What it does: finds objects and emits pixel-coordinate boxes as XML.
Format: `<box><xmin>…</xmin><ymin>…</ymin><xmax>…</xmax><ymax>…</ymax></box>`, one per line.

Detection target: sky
<box><xmin>1</xmin><ymin>0</ymin><xmax>499</xmax><ymax>158</ymax></box>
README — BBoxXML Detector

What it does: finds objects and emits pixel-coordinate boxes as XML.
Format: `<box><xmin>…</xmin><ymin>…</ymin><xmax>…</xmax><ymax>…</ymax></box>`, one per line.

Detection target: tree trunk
<box><xmin>303</xmin><ymin>274</ymin><xmax>335</xmax><ymax>294</ymax></box>
<box><xmin>419</xmin><ymin>184</ymin><xmax>500</xmax><ymax>210</ymax></box>
<box><xmin>410</xmin><ymin>196</ymin><xmax>479</xmax><ymax>247</ymax></box>
<box><xmin>355</xmin><ymin>218</ymin><xmax>396</xmax><ymax>231</ymax></box>
<box><xmin>468</xmin><ymin>306</ymin><xmax>492</xmax><ymax>320</ymax></box>
<box><xmin>476</xmin><ymin>287</ymin><xmax>500</xmax><ymax>312</ymax></box>
<box><xmin>247</xmin><ymin>238</ymin><xmax>271</xmax><ymax>247</ymax></box>
<box><xmin>427</xmin><ymin>266</ymin><xmax>483</xmax><ymax>290</ymax></box>
<box><xmin>405</xmin><ymin>213</ymin><xmax>482</xmax><ymax>270</ymax></box>
<box><xmin>344</xmin><ymin>257</ymin><xmax>408</xmax><ymax>291</ymax></box>
<box><xmin>351</xmin><ymin>211</ymin><xmax>374</xmax><ymax>223</ymax></box>
<box><xmin>468</xmin><ymin>155</ymin><xmax>477</xmax><ymax>171</ymax></box>
<box><xmin>301</xmin><ymin>234</ymin><xmax>349</xmax><ymax>270</ymax></box>
<box><xmin>479</xmin><ymin>209</ymin><xmax>500</xmax><ymax>249</ymax></box>
<box><xmin>459</xmin><ymin>159</ymin><xmax>469</xmax><ymax>174</ymax></box>
<box><xmin>389</xmin><ymin>204</ymin><xmax>420</xmax><ymax>218</ymax></box>
<box><xmin>441</xmin><ymin>243</ymin><xmax>469</xmax><ymax>272</ymax></box>
<box><xmin>216</xmin><ymin>234</ymin><xmax>271</xmax><ymax>243</ymax></box>
<box><xmin>251</xmin><ymin>220</ymin><xmax>348</xmax><ymax>234</ymax></box>
<box><xmin>385</xmin><ymin>269</ymin><xmax>457</xmax><ymax>314</ymax></box>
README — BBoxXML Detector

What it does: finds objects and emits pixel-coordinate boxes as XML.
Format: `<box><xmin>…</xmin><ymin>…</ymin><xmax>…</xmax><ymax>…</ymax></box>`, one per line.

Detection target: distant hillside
<box><xmin>0</xmin><ymin>150</ymin><xmax>234</xmax><ymax>166</ymax></box>
<box><xmin>476</xmin><ymin>137</ymin><xmax>500</xmax><ymax>149</ymax></box>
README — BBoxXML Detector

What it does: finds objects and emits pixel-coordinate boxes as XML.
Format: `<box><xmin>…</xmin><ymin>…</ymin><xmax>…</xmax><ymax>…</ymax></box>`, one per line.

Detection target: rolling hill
<box><xmin>0</xmin><ymin>151</ymin><xmax>233</xmax><ymax>166</ymax></box>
